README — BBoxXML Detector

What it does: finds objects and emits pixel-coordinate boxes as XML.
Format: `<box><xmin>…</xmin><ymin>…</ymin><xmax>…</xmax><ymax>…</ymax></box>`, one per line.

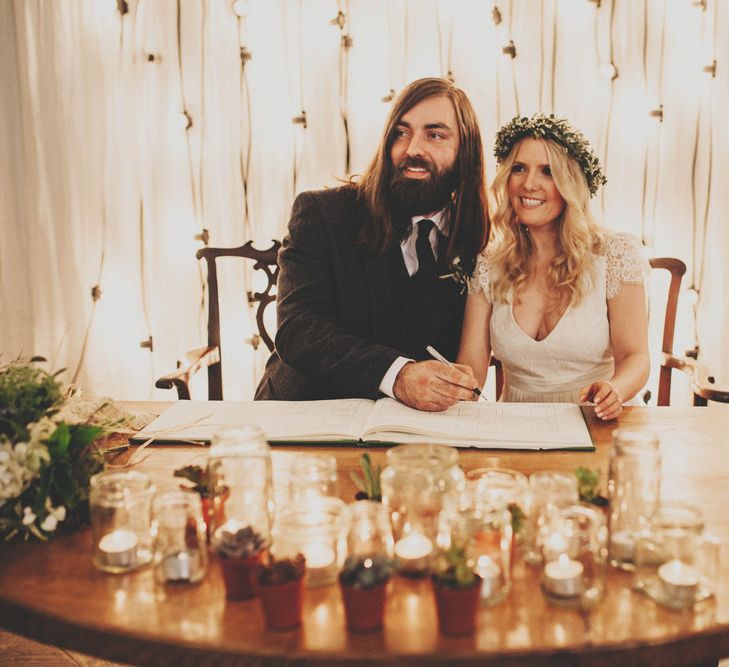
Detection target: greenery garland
<box><xmin>493</xmin><ymin>113</ymin><xmax>607</xmax><ymax>197</ymax></box>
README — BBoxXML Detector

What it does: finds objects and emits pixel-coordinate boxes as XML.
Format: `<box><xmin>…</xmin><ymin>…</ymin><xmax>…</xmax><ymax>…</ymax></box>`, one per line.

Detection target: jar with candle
<box><xmin>524</xmin><ymin>471</ymin><xmax>579</xmax><ymax>566</ymax></box>
<box><xmin>276</xmin><ymin>496</ymin><xmax>346</xmax><ymax>588</ymax></box>
<box><xmin>466</xmin><ymin>467</ymin><xmax>528</xmax><ymax>552</ymax></box>
<box><xmin>339</xmin><ymin>501</ymin><xmax>395</xmax><ymax>632</ymax></box>
<box><xmin>633</xmin><ymin>502</ymin><xmax>718</xmax><ymax>609</ymax></box>
<box><xmin>208</xmin><ymin>426</ymin><xmax>273</xmax><ymax>599</ymax></box>
<box><xmin>540</xmin><ymin>503</ymin><xmax>607</xmax><ymax>609</ymax></box>
<box><xmin>607</xmin><ymin>428</ymin><xmax>661</xmax><ymax>570</ymax></box>
<box><xmin>381</xmin><ymin>444</ymin><xmax>465</xmax><ymax>574</ymax></box>
<box><xmin>152</xmin><ymin>491</ymin><xmax>207</xmax><ymax>584</ymax></box>
<box><xmin>89</xmin><ymin>470</ymin><xmax>155</xmax><ymax>573</ymax></box>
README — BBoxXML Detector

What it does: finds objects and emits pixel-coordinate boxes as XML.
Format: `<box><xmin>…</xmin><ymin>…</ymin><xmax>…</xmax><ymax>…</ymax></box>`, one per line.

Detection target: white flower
<box><xmin>40</xmin><ymin>502</ymin><xmax>67</xmax><ymax>532</ymax></box>
<box><xmin>22</xmin><ymin>506</ymin><xmax>36</xmax><ymax>526</ymax></box>
<box><xmin>0</xmin><ymin>441</ymin><xmax>40</xmax><ymax>500</ymax></box>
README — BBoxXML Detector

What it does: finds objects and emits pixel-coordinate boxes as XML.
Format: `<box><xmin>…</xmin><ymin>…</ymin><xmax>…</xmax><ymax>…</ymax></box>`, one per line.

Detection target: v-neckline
<box><xmin>510</xmin><ymin>302</ymin><xmax>571</xmax><ymax>343</ymax></box>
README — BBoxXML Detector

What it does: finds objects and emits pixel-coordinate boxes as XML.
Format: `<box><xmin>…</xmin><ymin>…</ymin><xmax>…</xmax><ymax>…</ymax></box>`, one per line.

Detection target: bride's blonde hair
<box><xmin>488</xmin><ymin>137</ymin><xmax>603</xmax><ymax>306</ymax></box>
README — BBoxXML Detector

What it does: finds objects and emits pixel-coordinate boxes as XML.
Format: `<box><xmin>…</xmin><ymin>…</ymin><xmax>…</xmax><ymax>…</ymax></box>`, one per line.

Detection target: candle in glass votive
<box><xmin>543</xmin><ymin>553</ymin><xmax>584</xmax><ymax>597</ymax></box>
<box><xmin>609</xmin><ymin>530</ymin><xmax>636</xmax><ymax>563</ymax></box>
<box><xmin>477</xmin><ymin>555</ymin><xmax>502</xmax><ymax>600</ymax></box>
<box><xmin>658</xmin><ymin>559</ymin><xmax>699</xmax><ymax>606</ymax></box>
<box><xmin>303</xmin><ymin>542</ymin><xmax>337</xmax><ymax>587</ymax></box>
<box><xmin>161</xmin><ymin>551</ymin><xmax>192</xmax><ymax>582</ymax></box>
<box><xmin>98</xmin><ymin>529</ymin><xmax>138</xmax><ymax>569</ymax></box>
<box><xmin>394</xmin><ymin>532</ymin><xmax>432</xmax><ymax>572</ymax></box>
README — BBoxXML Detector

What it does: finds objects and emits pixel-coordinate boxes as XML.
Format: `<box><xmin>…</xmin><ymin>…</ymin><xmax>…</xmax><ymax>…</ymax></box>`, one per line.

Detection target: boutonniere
<box><xmin>439</xmin><ymin>255</ymin><xmax>474</xmax><ymax>294</ymax></box>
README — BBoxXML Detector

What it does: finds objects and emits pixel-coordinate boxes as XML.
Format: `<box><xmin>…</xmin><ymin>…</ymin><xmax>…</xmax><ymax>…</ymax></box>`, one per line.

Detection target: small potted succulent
<box><xmin>256</xmin><ymin>554</ymin><xmax>306</xmax><ymax>630</ymax></box>
<box><xmin>431</xmin><ymin>541</ymin><xmax>482</xmax><ymax>636</ymax></box>
<box><xmin>174</xmin><ymin>464</ymin><xmax>229</xmax><ymax>541</ymax></box>
<box><xmin>214</xmin><ymin>525</ymin><xmax>268</xmax><ymax>600</ymax></box>
<box><xmin>349</xmin><ymin>453</ymin><xmax>382</xmax><ymax>501</ymax></box>
<box><xmin>339</xmin><ymin>555</ymin><xmax>393</xmax><ymax>632</ymax></box>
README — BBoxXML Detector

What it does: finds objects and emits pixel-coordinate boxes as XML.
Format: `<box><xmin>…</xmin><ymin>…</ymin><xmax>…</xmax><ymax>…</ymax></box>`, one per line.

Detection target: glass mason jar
<box><xmin>540</xmin><ymin>503</ymin><xmax>608</xmax><ymax>610</ymax></box>
<box><xmin>633</xmin><ymin>502</ymin><xmax>718</xmax><ymax>609</ymax></box>
<box><xmin>344</xmin><ymin>500</ymin><xmax>394</xmax><ymax>562</ymax></box>
<box><xmin>380</xmin><ymin>444</ymin><xmax>465</xmax><ymax>574</ymax></box>
<box><xmin>607</xmin><ymin>428</ymin><xmax>661</xmax><ymax>570</ymax></box>
<box><xmin>90</xmin><ymin>470</ymin><xmax>156</xmax><ymax>573</ymax></box>
<box><xmin>524</xmin><ymin>471</ymin><xmax>579</xmax><ymax>565</ymax></box>
<box><xmin>207</xmin><ymin>426</ymin><xmax>273</xmax><ymax>552</ymax></box>
<box><xmin>275</xmin><ymin>496</ymin><xmax>347</xmax><ymax>588</ymax></box>
<box><xmin>152</xmin><ymin>490</ymin><xmax>208</xmax><ymax>584</ymax></box>
<box><xmin>466</xmin><ymin>467</ymin><xmax>529</xmax><ymax>550</ymax></box>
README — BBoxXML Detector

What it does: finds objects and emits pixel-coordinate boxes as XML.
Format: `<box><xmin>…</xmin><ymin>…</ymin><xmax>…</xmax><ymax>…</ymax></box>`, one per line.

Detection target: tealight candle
<box><xmin>658</xmin><ymin>559</ymin><xmax>699</xmax><ymax>606</ymax></box>
<box><xmin>303</xmin><ymin>542</ymin><xmax>337</xmax><ymax>587</ymax></box>
<box><xmin>543</xmin><ymin>553</ymin><xmax>584</xmax><ymax>598</ymax></box>
<box><xmin>477</xmin><ymin>555</ymin><xmax>502</xmax><ymax>600</ymax></box>
<box><xmin>394</xmin><ymin>532</ymin><xmax>432</xmax><ymax>572</ymax></box>
<box><xmin>609</xmin><ymin>530</ymin><xmax>636</xmax><ymax>564</ymax></box>
<box><xmin>161</xmin><ymin>551</ymin><xmax>192</xmax><ymax>583</ymax></box>
<box><xmin>98</xmin><ymin>529</ymin><xmax>138</xmax><ymax>569</ymax></box>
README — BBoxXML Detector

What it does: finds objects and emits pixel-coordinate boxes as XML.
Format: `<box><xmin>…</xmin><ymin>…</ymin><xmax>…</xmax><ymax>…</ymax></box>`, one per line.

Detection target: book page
<box><xmin>363</xmin><ymin>399</ymin><xmax>593</xmax><ymax>450</ymax></box>
<box><xmin>131</xmin><ymin>399</ymin><xmax>375</xmax><ymax>444</ymax></box>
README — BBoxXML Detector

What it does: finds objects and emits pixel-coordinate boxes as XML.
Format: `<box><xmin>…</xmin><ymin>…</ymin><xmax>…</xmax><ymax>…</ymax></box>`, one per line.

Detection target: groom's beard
<box><xmin>388</xmin><ymin>157</ymin><xmax>458</xmax><ymax>217</ymax></box>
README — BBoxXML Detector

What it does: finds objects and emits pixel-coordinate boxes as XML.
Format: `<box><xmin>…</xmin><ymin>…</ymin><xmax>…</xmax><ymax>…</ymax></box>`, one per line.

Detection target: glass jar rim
<box><xmin>650</xmin><ymin>501</ymin><xmax>704</xmax><ymax>531</ymax></box>
<box><xmin>611</xmin><ymin>428</ymin><xmax>659</xmax><ymax>450</ymax></box>
<box><xmin>385</xmin><ymin>443</ymin><xmax>459</xmax><ymax>467</ymax></box>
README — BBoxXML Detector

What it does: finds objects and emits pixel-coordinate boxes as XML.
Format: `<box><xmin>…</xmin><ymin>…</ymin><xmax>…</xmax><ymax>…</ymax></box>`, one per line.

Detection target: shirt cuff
<box><xmin>379</xmin><ymin>356</ymin><xmax>414</xmax><ymax>398</ymax></box>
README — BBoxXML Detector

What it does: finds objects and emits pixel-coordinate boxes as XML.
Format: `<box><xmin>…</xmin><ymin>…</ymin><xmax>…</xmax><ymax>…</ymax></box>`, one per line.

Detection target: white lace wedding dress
<box><xmin>471</xmin><ymin>231</ymin><xmax>647</xmax><ymax>403</ymax></box>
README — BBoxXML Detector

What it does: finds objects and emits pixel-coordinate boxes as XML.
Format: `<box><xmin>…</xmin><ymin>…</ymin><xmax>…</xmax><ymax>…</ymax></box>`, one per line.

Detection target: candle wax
<box><xmin>543</xmin><ymin>553</ymin><xmax>584</xmax><ymax>598</ymax></box>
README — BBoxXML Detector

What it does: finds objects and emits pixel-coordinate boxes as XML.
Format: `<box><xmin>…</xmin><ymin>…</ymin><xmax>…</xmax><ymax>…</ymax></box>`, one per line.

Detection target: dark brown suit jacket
<box><xmin>255</xmin><ymin>185</ymin><xmax>465</xmax><ymax>401</ymax></box>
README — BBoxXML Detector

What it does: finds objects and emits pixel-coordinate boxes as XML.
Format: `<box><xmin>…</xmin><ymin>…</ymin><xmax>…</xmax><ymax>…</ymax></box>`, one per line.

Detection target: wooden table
<box><xmin>1</xmin><ymin>404</ymin><xmax>728</xmax><ymax>666</ymax></box>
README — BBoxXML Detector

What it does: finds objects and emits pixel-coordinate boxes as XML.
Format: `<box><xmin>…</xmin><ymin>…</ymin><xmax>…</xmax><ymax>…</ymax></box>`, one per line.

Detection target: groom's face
<box><xmin>388</xmin><ymin>95</ymin><xmax>460</xmax><ymax>216</ymax></box>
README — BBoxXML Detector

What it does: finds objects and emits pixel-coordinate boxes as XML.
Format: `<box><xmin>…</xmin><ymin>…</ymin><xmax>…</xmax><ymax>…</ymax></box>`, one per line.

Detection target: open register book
<box><xmin>131</xmin><ymin>398</ymin><xmax>594</xmax><ymax>451</ymax></box>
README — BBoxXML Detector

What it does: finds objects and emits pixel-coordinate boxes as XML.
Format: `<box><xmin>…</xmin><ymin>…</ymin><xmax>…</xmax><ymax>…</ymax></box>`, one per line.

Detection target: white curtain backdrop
<box><xmin>1</xmin><ymin>0</ymin><xmax>726</xmax><ymax>404</ymax></box>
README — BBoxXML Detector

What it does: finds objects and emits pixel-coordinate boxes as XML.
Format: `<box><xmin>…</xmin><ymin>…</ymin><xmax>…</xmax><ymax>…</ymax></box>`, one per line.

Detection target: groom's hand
<box><xmin>393</xmin><ymin>361</ymin><xmax>478</xmax><ymax>411</ymax></box>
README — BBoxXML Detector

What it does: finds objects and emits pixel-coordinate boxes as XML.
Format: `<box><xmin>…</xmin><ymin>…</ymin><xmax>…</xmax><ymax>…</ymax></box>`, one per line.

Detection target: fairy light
<box><xmin>649</xmin><ymin>105</ymin><xmax>664</xmax><ymax>122</ymax></box>
<box><xmin>232</xmin><ymin>0</ymin><xmax>249</xmax><ymax>17</ymax></box>
<box><xmin>492</xmin><ymin>6</ymin><xmax>502</xmax><ymax>25</ymax></box>
<box><xmin>116</xmin><ymin>0</ymin><xmax>128</xmax><ymax>16</ymax></box>
<box><xmin>702</xmin><ymin>60</ymin><xmax>717</xmax><ymax>77</ymax></box>
<box><xmin>502</xmin><ymin>40</ymin><xmax>516</xmax><ymax>58</ymax></box>
<box><xmin>381</xmin><ymin>89</ymin><xmax>395</xmax><ymax>103</ymax></box>
<box><xmin>292</xmin><ymin>111</ymin><xmax>307</xmax><ymax>129</ymax></box>
<box><xmin>599</xmin><ymin>62</ymin><xmax>618</xmax><ymax>80</ymax></box>
<box><xmin>240</xmin><ymin>46</ymin><xmax>253</xmax><ymax>65</ymax></box>
<box><xmin>178</xmin><ymin>110</ymin><xmax>193</xmax><ymax>130</ymax></box>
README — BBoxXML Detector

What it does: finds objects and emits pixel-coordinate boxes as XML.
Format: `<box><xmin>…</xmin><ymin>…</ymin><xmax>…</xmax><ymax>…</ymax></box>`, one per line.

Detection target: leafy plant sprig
<box><xmin>432</xmin><ymin>542</ymin><xmax>477</xmax><ymax>589</ymax></box>
<box><xmin>574</xmin><ymin>467</ymin><xmax>609</xmax><ymax>507</ymax></box>
<box><xmin>174</xmin><ymin>464</ymin><xmax>211</xmax><ymax>497</ymax></box>
<box><xmin>350</xmin><ymin>453</ymin><xmax>382</xmax><ymax>501</ymax></box>
<box><xmin>508</xmin><ymin>502</ymin><xmax>526</xmax><ymax>536</ymax></box>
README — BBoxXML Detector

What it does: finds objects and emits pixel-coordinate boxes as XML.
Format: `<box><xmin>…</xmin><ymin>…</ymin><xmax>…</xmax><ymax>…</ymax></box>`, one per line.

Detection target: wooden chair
<box><xmin>492</xmin><ymin>256</ymin><xmax>729</xmax><ymax>405</ymax></box>
<box><xmin>155</xmin><ymin>240</ymin><xmax>281</xmax><ymax>400</ymax></box>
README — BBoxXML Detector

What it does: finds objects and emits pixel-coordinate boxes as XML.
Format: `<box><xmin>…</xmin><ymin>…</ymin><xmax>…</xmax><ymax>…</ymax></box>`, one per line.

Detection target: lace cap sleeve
<box><xmin>468</xmin><ymin>251</ymin><xmax>494</xmax><ymax>303</ymax></box>
<box><xmin>605</xmin><ymin>231</ymin><xmax>648</xmax><ymax>299</ymax></box>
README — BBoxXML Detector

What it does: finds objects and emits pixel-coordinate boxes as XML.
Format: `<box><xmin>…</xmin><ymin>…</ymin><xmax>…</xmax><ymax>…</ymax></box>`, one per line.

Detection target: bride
<box><xmin>457</xmin><ymin>114</ymin><xmax>649</xmax><ymax>420</ymax></box>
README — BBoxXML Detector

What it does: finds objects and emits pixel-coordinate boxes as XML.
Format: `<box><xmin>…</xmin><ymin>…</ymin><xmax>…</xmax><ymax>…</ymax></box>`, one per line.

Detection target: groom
<box><xmin>255</xmin><ymin>78</ymin><xmax>489</xmax><ymax>411</ymax></box>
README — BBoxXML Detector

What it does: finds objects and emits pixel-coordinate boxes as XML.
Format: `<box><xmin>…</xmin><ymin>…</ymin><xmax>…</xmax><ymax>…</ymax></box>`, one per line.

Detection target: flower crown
<box><xmin>493</xmin><ymin>113</ymin><xmax>607</xmax><ymax>197</ymax></box>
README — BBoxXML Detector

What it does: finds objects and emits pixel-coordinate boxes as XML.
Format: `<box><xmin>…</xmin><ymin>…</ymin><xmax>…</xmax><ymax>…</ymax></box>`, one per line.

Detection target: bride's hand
<box><xmin>580</xmin><ymin>381</ymin><xmax>623</xmax><ymax>420</ymax></box>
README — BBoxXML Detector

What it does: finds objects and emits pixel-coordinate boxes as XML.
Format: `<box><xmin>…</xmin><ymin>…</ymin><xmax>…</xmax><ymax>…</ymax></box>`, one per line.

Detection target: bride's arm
<box><xmin>457</xmin><ymin>290</ymin><xmax>493</xmax><ymax>390</ymax></box>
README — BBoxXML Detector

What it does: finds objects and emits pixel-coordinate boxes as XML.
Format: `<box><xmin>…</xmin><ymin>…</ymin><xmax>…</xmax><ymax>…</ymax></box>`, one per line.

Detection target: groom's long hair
<box><xmin>356</xmin><ymin>78</ymin><xmax>489</xmax><ymax>266</ymax></box>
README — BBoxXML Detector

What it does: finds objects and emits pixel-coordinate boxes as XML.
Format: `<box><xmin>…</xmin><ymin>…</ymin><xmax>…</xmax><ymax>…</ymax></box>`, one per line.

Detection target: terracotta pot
<box><xmin>200</xmin><ymin>487</ymin><xmax>229</xmax><ymax>543</ymax></box>
<box><xmin>432</xmin><ymin>576</ymin><xmax>482</xmax><ymax>637</ymax></box>
<box><xmin>258</xmin><ymin>576</ymin><xmax>305</xmax><ymax>631</ymax></box>
<box><xmin>339</xmin><ymin>578</ymin><xmax>388</xmax><ymax>632</ymax></box>
<box><xmin>219</xmin><ymin>550</ymin><xmax>266</xmax><ymax>600</ymax></box>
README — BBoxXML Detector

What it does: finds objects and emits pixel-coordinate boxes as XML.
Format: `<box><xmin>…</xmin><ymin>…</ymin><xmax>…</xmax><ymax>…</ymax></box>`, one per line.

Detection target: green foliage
<box><xmin>508</xmin><ymin>502</ymin><xmax>525</xmax><ymax>536</ymax></box>
<box><xmin>174</xmin><ymin>464</ymin><xmax>210</xmax><ymax>497</ymax></box>
<box><xmin>349</xmin><ymin>452</ymin><xmax>382</xmax><ymax>501</ymax></box>
<box><xmin>340</xmin><ymin>555</ymin><xmax>393</xmax><ymax>589</ymax></box>
<box><xmin>433</xmin><ymin>542</ymin><xmax>477</xmax><ymax>589</ymax></box>
<box><xmin>574</xmin><ymin>467</ymin><xmax>609</xmax><ymax>507</ymax></box>
<box><xmin>0</xmin><ymin>360</ymin><xmax>63</xmax><ymax>440</ymax></box>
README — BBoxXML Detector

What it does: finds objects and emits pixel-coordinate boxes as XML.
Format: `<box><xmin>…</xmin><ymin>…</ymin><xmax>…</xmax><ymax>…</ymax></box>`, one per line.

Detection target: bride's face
<box><xmin>508</xmin><ymin>138</ymin><xmax>566</xmax><ymax>232</ymax></box>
